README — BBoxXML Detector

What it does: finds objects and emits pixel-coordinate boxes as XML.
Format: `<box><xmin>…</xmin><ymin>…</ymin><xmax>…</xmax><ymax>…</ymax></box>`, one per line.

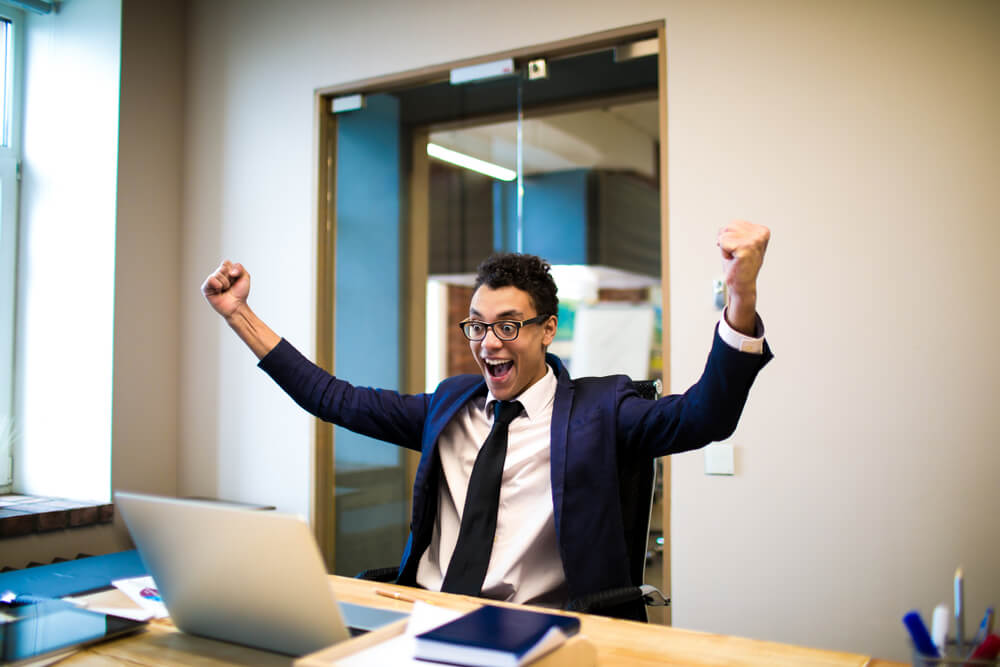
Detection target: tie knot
<box><xmin>492</xmin><ymin>400</ymin><xmax>522</xmax><ymax>426</ymax></box>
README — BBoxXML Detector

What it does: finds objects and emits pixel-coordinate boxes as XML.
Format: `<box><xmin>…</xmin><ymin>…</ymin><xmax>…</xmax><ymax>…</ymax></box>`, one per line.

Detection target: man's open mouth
<box><xmin>485</xmin><ymin>359</ymin><xmax>513</xmax><ymax>378</ymax></box>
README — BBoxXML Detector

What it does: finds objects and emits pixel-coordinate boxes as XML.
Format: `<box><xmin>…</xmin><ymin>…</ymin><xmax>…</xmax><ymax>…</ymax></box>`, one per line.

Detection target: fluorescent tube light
<box><xmin>426</xmin><ymin>143</ymin><xmax>516</xmax><ymax>181</ymax></box>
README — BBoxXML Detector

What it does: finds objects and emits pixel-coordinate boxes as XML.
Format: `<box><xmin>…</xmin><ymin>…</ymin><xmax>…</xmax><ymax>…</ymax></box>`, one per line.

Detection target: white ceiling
<box><xmin>430</xmin><ymin>99</ymin><xmax>659</xmax><ymax>178</ymax></box>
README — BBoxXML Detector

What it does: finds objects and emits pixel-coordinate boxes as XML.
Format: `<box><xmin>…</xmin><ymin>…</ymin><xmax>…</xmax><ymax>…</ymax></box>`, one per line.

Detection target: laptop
<box><xmin>115</xmin><ymin>491</ymin><xmax>407</xmax><ymax>656</ymax></box>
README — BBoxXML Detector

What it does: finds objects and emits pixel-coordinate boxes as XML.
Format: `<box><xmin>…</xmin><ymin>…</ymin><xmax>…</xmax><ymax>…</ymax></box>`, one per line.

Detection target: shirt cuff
<box><xmin>718</xmin><ymin>308</ymin><xmax>766</xmax><ymax>354</ymax></box>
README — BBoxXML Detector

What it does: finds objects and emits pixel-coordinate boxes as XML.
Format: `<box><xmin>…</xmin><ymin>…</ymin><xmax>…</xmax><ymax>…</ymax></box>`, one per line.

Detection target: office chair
<box><xmin>357</xmin><ymin>378</ymin><xmax>671</xmax><ymax>622</ymax></box>
<box><xmin>564</xmin><ymin>378</ymin><xmax>670</xmax><ymax>622</ymax></box>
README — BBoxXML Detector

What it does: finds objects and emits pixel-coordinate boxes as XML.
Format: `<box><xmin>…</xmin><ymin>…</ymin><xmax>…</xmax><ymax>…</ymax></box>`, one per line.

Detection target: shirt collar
<box><xmin>485</xmin><ymin>363</ymin><xmax>556</xmax><ymax>422</ymax></box>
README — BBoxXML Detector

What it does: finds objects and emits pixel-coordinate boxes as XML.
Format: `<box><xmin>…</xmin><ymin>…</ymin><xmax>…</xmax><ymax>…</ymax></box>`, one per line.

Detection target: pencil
<box><xmin>374</xmin><ymin>588</ymin><xmax>417</xmax><ymax>603</ymax></box>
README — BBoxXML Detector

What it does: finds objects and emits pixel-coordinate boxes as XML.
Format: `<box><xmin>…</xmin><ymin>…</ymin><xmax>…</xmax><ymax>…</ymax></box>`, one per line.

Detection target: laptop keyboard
<box><xmin>338</xmin><ymin>601</ymin><xmax>409</xmax><ymax>634</ymax></box>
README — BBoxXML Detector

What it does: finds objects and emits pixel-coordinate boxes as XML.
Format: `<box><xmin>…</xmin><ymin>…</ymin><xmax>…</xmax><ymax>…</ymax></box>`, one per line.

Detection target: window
<box><xmin>1</xmin><ymin>16</ymin><xmax>13</xmax><ymax>145</ymax></box>
<box><xmin>0</xmin><ymin>6</ymin><xmax>22</xmax><ymax>492</ymax></box>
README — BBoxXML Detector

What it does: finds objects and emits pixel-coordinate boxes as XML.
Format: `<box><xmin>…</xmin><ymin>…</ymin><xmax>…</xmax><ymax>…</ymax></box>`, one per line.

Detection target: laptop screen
<box><xmin>115</xmin><ymin>491</ymin><xmax>406</xmax><ymax>656</ymax></box>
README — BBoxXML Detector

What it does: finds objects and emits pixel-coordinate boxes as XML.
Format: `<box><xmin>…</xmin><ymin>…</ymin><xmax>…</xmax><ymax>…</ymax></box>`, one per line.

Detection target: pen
<box><xmin>931</xmin><ymin>604</ymin><xmax>950</xmax><ymax>656</ymax></box>
<box><xmin>955</xmin><ymin>568</ymin><xmax>965</xmax><ymax>654</ymax></box>
<box><xmin>375</xmin><ymin>588</ymin><xmax>416</xmax><ymax>603</ymax></box>
<box><xmin>903</xmin><ymin>610</ymin><xmax>940</xmax><ymax>658</ymax></box>
<box><xmin>972</xmin><ymin>607</ymin><xmax>995</xmax><ymax>648</ymax></box>
<box><xmin>965</xmin><ymin>634</ymin><xmax>1000</xmax><ymax>664</ymax></box>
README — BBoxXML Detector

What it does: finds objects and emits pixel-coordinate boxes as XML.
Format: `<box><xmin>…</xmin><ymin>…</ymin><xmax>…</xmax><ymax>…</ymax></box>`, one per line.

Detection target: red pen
<box><xmin>965</xmin><ymin>633</ymin><xmax>1000</xmax><ymax>666</ymax></box>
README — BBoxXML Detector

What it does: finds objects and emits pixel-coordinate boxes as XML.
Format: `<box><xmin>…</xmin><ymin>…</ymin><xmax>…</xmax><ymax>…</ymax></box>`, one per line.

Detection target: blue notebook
<box><xmin>414</xmin><ymin>605</ymin><xmax>580</xmax><ymax>667</ymax></box>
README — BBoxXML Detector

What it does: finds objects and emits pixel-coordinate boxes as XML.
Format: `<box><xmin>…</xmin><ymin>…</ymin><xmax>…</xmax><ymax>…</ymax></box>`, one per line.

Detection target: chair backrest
<box><xmin>617</xmin><ymin>379</ymin><xmax>662</xmax><ymax>589</ymax></box>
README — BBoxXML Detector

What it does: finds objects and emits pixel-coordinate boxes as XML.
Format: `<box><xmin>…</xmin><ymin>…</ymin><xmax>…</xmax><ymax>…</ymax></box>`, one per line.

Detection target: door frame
<box><xmin>313</xmin><ymin>19</ymin><xmax>671</xmax><ymax>623</ymax></box>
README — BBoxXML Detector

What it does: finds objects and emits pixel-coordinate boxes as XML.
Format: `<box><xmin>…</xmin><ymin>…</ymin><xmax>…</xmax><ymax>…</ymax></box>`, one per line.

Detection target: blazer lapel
<box><xmin>415</xmin><ymin>377</ymin><xmax>487</xmax><ymax>488</ymax></box>
<box><xmin>546</xmin><ymin>353</ymin><xmax>573</xmax><ymax>542</ymax></box>
<box><xmin>401</xmin><ymin>375</ymin><xmax>488</xmax><ymax>582</ymax></box>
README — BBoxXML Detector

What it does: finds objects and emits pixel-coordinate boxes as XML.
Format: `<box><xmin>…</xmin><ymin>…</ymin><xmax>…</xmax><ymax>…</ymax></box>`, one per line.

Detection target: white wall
<box><xmin>111</xmin><ymin>1</ymin><xmax>184</xmax><ymax>502</ymax></box>
<box><xmin>0</xmin><ymin>523</ymin><xmax>119</xmax><ymax>570</ymax></box>
<box><xmin>176</xmin><ymin>0</ymin><xmax>1000</xmax><ymax>661</ymax></box>
<box><xmin>15</xmin><ymin>0</ymin><xmax>121</xmax><ymax>501</ymax></box>
<box><xmin>668</xmin><ymin>1</ymin><xmax>1000</xmax><ymax>657</ymax></box>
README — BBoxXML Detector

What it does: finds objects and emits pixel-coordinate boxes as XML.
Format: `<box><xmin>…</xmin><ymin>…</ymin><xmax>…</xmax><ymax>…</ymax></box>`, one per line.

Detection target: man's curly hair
<box><xmin>474</xmin><ymin>253</ymin><xmax>559</xmax><ymax>318</ymax></box>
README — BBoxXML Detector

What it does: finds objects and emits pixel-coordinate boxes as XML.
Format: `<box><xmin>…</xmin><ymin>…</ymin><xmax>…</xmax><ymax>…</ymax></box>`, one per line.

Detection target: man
<box><xmin>202</xmin><ymin>220</ymin><xmax>772</xmax><ymax>616</ymax></box>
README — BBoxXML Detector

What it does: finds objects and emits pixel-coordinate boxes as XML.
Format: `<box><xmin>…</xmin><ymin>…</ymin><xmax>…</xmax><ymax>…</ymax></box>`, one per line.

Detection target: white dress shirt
<box><xmin>417</xmin><ymin>363</ymin><xmax>567</xmax><ymax>605</ymax></box>
<box><xmin>416</xmin><ymin>311</ymin><xmax>764</xmax><ymax>606</ymax></box>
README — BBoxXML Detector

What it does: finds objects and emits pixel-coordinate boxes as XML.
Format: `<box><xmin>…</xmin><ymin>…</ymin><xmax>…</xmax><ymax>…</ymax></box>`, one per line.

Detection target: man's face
<box><xmin>468</xmin><ymin>285</ymin><xmax>557</xmax><ymax>401</ymax></box>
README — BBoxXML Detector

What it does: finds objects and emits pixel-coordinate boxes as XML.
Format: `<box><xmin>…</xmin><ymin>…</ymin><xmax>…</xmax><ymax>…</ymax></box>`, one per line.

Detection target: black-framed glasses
<box><xmin>458</xmin><ymin>314</ymin><xmax>550</xmax><ymax>341</ymax></box>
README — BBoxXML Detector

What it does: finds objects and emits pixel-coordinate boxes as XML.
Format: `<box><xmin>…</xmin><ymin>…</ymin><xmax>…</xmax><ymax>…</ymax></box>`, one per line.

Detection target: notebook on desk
<box><xmin>115</xmin><ymin>491</ymin><xmax>407</xmax><ymax>656</ymax></box>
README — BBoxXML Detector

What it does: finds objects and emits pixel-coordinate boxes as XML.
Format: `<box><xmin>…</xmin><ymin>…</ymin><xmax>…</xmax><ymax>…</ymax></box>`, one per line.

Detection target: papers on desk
<box><xmin>111</xmin><ymin>575</ymin><xmax>169</xmax><ymax>619</ymax></box>
<box><xmin>62</xmin><ymin>578</ymin><xmax>163</xmax><ymax>622</ymax></box>
<box><xmin>63</xmin><ymin>596</ymin><xmax>153</xmax><ymax>622</ymax></box>
<box><xmin>333</xmin><ymin>601</ymin><xmax>463</xmax><ymax>666</ymax></box>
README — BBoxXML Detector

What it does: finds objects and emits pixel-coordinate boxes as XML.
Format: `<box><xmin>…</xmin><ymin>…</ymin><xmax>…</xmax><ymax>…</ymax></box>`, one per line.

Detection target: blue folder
<box><xmin>0</xmin><ymin>550</ymin><xmax>147</xmax><ymax>599</ymax></box>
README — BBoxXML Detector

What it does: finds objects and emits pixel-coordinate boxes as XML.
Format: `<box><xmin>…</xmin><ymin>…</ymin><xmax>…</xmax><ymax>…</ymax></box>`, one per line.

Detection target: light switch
<box><xmin>704</xmin><ymin>443</ymin><xmax>735</xmax><ymax>475</ymax></box>
<box><xmin>713</xmin><ymin>277</ymin><xmax>727</xmax><ymax>310</ymax></box>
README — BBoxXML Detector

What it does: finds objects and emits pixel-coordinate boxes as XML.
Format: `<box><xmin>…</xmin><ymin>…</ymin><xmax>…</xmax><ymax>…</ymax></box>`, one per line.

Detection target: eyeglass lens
<box><xmin>463</xmin><ymin>321</ymin><xmax>521</xmax><ymax>341</ymax></box>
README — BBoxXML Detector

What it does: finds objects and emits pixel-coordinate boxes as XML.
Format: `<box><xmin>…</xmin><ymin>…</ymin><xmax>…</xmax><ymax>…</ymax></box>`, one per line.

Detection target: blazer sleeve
<box><xmin>258</xmin><ymin>338</ymin><xmax>430</xmax><ymax>452</ymax></box>
<box><xmin>617</xmin><ymin>326</ymin><xmax>772</xmax><ymax>458</ymax></box>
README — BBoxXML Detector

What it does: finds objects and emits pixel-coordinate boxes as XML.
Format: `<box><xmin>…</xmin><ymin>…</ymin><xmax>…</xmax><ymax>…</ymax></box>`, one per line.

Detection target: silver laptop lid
<box><xmin>115</xmin><ymin>491</ymin><xmax>350</xmax><ymax>656</ymax></box>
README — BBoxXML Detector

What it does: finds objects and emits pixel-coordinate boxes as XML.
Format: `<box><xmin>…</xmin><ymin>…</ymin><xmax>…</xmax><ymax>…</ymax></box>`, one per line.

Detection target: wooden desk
<box><xmin>60</xmin><ymin>576</ymin><xmax>905</xmax><ymax>666</ymax></box>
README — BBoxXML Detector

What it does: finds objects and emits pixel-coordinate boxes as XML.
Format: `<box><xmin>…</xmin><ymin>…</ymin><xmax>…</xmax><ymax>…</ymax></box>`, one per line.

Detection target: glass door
<box><xmin>327</xmin><ymin>92</ymin><xmax>410</xmax><ymax>576</ymax></box>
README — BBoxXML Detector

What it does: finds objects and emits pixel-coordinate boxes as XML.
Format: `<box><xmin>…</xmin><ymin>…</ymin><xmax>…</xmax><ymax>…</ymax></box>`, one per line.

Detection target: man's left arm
<box><xmin>618</xmin><ymin>221</ymin><xmax>772</xmax><ymax>456</ymax></box>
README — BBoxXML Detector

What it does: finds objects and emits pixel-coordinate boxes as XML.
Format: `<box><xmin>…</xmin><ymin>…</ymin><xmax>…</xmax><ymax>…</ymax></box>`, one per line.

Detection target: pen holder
<box><xmin>912</xmin><ymin>639</ymin><xmax>1000</xmax><ymax>666</ymax></box>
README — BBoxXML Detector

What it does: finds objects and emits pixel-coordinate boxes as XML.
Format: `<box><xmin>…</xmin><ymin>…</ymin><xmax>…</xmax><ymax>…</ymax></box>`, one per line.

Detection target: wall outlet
<box><xmin>704</xmin><ymin>442</ymin><xmax>735</xmax><ymax>475</ymax></box>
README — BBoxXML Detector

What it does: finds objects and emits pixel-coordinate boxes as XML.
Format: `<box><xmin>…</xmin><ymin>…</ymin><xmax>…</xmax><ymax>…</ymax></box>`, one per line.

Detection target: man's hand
<box><xmin>717</xmin><ymin>220</ymin><xmax>770</xmax><ymax>336</ymax></box>
<box><xmin>201</xmin><ymin>260</ymin><xmax>280</xmax><ymax>359</ymax></box>
<box><xmin>202</xmin><ymin>260</ymin><xmax>250</xmax><ymax>320</ymax></box>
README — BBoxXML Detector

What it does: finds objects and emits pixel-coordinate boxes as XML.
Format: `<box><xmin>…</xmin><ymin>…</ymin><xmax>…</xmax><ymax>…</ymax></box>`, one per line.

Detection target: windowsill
<box><xmin>0</xmin><ymin>495</ymin><xmax>114</xmax><ymax>539</ymax></box>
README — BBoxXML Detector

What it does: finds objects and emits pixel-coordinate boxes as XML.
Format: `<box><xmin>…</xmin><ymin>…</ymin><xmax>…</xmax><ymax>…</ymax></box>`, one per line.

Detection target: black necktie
<box><xmin>440</xmin><ymin>399</ymin><xmax>523</xmax><ymax>595</ymax></box>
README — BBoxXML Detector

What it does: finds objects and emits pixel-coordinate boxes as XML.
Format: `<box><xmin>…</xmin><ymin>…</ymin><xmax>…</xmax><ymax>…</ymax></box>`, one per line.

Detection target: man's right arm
<box><xmin>201</xmin><ymin>260</ymin><xmax>281</xmax><ymax>359</ymax></box>
<box><xmin>202</xmin><ymin>260</ymin><xmax>429</xmax><ymax>449</ymax></box>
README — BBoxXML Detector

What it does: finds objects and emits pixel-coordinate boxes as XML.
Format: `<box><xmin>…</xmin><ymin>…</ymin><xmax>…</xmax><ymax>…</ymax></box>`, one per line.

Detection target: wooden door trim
<box><xmin>313</xmin><ymin>98</ymin><xmax>336</xmax><ymax>571</ymax></box>
<box><xmin>315</xmin><ymin>21</ymin><xmax>661</xmax><ymax>98</ymax></box>
<box><xmin>404</xmin><ymin>127</ymin><xmax>431</xmax><ymax>505</ymax></box>
<box><xmin>655</xmin><ymin>23</ymin><xmax>671</xmax><ymax>626</ymax></box>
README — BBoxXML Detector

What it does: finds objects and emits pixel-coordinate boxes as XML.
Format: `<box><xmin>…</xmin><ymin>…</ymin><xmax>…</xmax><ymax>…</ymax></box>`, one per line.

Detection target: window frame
<box><xmin>0</xmin><ymin>3</ymin><xmax>24</xmax><ymax>492</ymax></box>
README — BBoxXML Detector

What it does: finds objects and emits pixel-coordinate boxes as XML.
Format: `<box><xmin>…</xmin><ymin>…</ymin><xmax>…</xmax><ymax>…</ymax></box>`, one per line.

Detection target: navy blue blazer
<box><xmin>260</xmin><ymin>326</ymin><xmax>771</xmax><ymax>602</ymax></box>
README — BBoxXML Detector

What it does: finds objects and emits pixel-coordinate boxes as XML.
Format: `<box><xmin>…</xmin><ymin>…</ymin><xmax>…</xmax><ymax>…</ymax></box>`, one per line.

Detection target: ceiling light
<box><xmin>426</xmin><ymin>143</ymin><xmax>516</xmax><ymax>181</ymax></box>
